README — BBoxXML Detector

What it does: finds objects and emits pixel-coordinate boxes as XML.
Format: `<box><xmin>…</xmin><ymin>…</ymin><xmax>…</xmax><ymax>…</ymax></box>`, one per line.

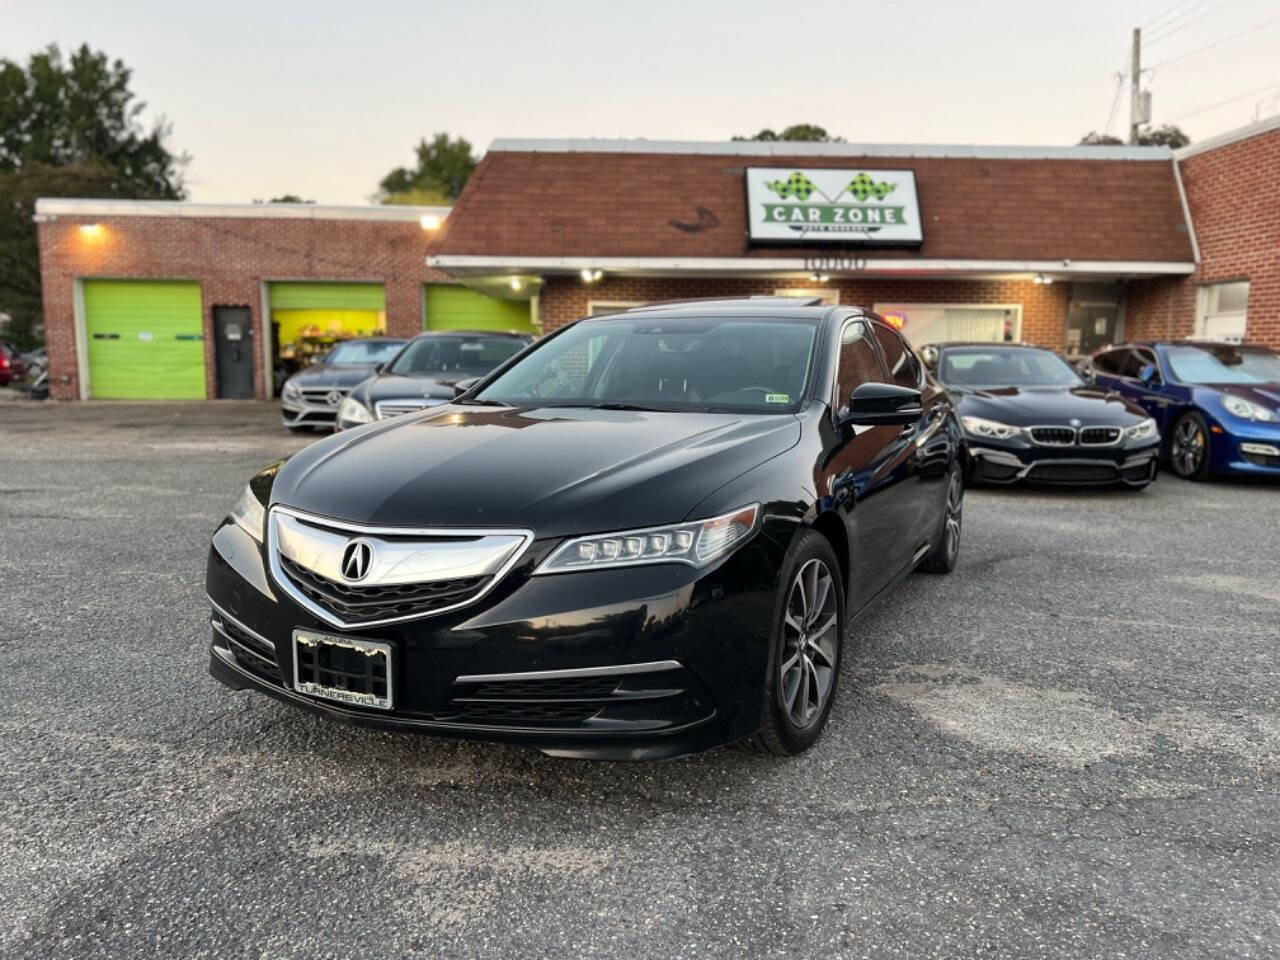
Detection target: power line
<box><xmin>1143</xmin><ymin>0</ymin><xmax>1200</xmax><ymax>30</ymax></box>
<box><xmin>1165</xmin><ymin>79</ymin><xmax>1280</xmax><ymax>121</ymax></box>
<box><xmin>1146</xmin><ymin>0</ymin><xmax>1242</xmax><ymax>45</ymax></box>
<box><xmin>1147</xmin><ymin>16</ymin><xmax>1280</xmax><ymax>69</ymax></box>
<box><xmin>1144</xmin><ymin>0</ymin><xmax>1217</xmax><ymax>40</ymax></box>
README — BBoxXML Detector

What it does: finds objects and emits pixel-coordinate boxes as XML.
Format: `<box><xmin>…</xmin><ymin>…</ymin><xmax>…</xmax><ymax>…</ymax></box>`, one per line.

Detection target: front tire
<box><xmin>747</xmin><ymin>531</ymin><xmax>845</xmax><ymax>756</ymax></box>
<box><xmin>919</xmin><ymin>461</ymin><xmax>963</xmax><ymax>575</ymax></box>
<box><xmin>1168</xmin><ymin>411</ymin><xmax>1212</xmax><ymax>480</ymax></box>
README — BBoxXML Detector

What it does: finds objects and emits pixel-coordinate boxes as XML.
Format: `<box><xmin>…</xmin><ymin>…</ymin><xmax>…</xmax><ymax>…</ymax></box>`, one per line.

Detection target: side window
<box><xmin>1090</xmin><ymin>349</ymin><xmax>1125</xmax><ymax>375</ymax></box>
<box><xmin>871</xmin><ymin>323</ymin><xmax>920</xmax><ymax>389</ymax></box>
<box><xmin>1116</xmin><ymin>349</ymin><xmax>1148</xmax><ymax>379</ymax></box>
<box><xmin>1132</xmin><ymin>348</ymin><xmax>1159</xmax><ymax>379</ymax></box>
<box><xmin>834</xmin><ymin>321</ymin><xmax>886</xmax><ymax>407</ymax></box>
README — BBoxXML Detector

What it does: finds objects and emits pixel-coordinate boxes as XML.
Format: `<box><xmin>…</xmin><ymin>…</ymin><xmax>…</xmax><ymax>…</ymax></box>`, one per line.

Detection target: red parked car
<box><xmin>0</xmin><ymin>340</ymin><xmax>29</xmax><ymax>386</ymax></box>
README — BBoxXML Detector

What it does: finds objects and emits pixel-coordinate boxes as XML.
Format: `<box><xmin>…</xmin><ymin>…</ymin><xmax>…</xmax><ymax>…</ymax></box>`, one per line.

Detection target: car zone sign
<box><xmin>745</xmin><ymin>168</ymin><xmax>923</xmax><ymax>245</ymax></box>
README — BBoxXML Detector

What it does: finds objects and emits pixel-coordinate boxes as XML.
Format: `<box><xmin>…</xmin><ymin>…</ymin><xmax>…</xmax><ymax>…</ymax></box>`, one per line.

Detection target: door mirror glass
<box><xmin>1139</xmin><ymin>362</ymin><xmax>1161</xmax><ymax>385</ymax></box>
<box><xmin>840</xmin><ymin>382</ymin><xmax>923</xmax><ymax>426</ymax></box>
<box><xmin>374</xmin><ymin>362</ymin><xmax>386</xmax><ymax>374</ymax></box>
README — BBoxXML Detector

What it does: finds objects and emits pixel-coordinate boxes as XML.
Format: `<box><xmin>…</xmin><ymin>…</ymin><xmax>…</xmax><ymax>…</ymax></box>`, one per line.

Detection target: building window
<box><xmin>775</xmin><ymin>288</ymin><xmax>840</xmax><ymax>305</ymax></box>
<box><xmin>587</xmin><ymin>300</ymin><xmax>644</xmax><ymax>316</ymax></box>
<box><xmin>871</xmin><ymin>303</ymin><xmax>1021</xmax><ymax>346</ymax></box>
<box><xmin>1196</xmin><ymin>281</ymin><xmax>1249</xmax><ymax>342</ymax></box>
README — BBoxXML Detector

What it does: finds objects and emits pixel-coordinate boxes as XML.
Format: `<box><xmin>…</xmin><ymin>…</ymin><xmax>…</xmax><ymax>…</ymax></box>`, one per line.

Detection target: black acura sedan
<box><xmin>335</xmin><ymin>330</ymin><xmax>532</xmax><ymax>430</ymax></box>
<box><xmin>920</xmin><ymin>342</ymin><xmax>1160</xmax><ymax>488</ymax></box>
<box><xmin>207</xmin><ymin>300</ymin><xmax>964</xmax><ymax>759</ymax></box>
<box><xmin>279</xmin><ymin>337</ymin><xmax>407</xmax><ymax>431</ymax></box>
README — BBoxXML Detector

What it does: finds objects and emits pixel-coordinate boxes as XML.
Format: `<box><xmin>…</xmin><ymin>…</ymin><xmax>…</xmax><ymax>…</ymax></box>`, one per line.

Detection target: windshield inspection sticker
<box><xmin>765</xmin><ymin>393</ymin><xmax>790</xmax><ymax>404</ymax></box>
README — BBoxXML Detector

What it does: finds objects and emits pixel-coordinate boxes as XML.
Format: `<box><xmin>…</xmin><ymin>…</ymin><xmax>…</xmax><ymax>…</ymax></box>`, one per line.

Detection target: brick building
<box><xmin>33</xmin><ymin>116</ymin><xmax>1280</xmax><ymax>401</ymax></box>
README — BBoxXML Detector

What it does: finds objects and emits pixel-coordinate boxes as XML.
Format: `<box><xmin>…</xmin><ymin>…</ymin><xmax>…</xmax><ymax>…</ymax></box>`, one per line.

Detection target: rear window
<box><xmin>389</xmin><ymin>337</ymin><xmax>526</xmax><ymax>376</ymax></box>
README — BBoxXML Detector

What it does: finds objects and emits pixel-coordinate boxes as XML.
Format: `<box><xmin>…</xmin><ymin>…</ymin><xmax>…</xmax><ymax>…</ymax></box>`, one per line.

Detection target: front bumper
<box><xmin>281</xmin><ymin>393</ymin><xmax>347</xmax><ymax>428</ymax></box>
<box><xmin>1212</xmin><ymin>421</ymin><xmax>1280</xmax><ymax>477</ymax></box>
<box><xmin>205</xmin><ymin>518</ymin><xmax>790</xmax><ymax>760</ymax></box>
<box><xmin>968</xmin><ymin>439</ymin><xmax>1159</xmax><ymax>486</ymax></box>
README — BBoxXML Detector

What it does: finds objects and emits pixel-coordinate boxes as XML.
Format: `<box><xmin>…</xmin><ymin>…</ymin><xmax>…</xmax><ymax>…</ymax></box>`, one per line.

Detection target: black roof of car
<box><xmin>920</xmin><ymin>341</ymin><xmax>1052</xmax><ymax>350</ymax></box>
<box><xmin>1119</xmin><ymin>339</ymin><xmax>1274</xmax><ymax>351</ymax></box>
<box><xmin>586</xmin><ymin>297</ymin><xmax>855</xmax><ymax>323</ymax></box>
<box><xmin>406</xmin><ymin>329</ymin><xmax>532</xmax><ymax>339</ymax></box>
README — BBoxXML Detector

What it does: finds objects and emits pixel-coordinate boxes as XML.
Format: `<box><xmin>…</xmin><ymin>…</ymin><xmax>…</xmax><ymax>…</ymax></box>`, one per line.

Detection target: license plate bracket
<box><xmin>292</xmin><ymin>629</ymin><xmax>393</xmax><ymax>710</ymax></box>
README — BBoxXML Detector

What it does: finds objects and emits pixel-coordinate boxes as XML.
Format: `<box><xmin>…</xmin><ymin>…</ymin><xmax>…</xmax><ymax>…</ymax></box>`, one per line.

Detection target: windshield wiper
<box><xmin>454</xmin><ymin>397</ymin><xmax>508</xmax><ymax>407</ymax></box>
<box><xmin>548</xmin><ymin>401</ymin><xmax>663</xmax><ymax>412</ymax></box>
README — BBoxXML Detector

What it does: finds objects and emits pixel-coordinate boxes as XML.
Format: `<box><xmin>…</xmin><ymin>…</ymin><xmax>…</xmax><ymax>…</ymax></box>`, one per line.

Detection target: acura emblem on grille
<box><xmin>326</xmin><ymin>390</ymin><xmax>343</xmax><ymax>407</ymax></box>
<box><xmin>340</xmin><ymin>539</ymin><xmax>374</xmax><ymax>581</ymax></box>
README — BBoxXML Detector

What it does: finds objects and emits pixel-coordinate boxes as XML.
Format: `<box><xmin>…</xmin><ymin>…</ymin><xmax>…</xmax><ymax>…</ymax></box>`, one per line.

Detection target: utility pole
<box><xmin>1129</xmin><ymin>27</ymin><xmax>1142</xmax><ymax>144</ymax></box>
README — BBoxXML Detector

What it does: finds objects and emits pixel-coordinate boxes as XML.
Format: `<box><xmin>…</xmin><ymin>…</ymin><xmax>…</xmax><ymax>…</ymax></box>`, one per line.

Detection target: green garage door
<box><xmin>424</xmin><ymin>284</ymin><xmax>535</xmax><ymax>333</ymax></box>
<box><xmin>84</xmin><ymin>280</ymin><xmax>205</xmax><ymax>399</ymax></box>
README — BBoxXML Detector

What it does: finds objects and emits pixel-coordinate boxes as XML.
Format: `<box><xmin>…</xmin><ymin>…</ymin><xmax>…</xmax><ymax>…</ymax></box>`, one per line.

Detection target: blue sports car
<box><xmin>1082</xmin><ymin>340</ymin><xmax>1280</xmax><ymax>480</ymax></box>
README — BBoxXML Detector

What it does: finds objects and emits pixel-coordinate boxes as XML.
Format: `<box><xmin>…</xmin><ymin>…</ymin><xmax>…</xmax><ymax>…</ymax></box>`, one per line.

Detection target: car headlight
<box><xmin>229</xmin><ymin>484</ymin><xmax>266</xmax><ymax>543</ymax></box>
<box><xmin>1125</xmin><ymin>417</ymin><xmax>1158</xmax><ymax>441</ymax></box>
<box><xmin>535</xmin><ymin>504</ymin><xmax>759</xmax><ymax>574</ymax></box>
<box><xmin>282</xmin><ymin>381</ymin><xmax>301</xmax><ymax>400</ymax></box>
<box><xmin>960</xmin><ymin>415</ymin><xmax>1024</xmax><ymax>440</ymax></box>
<box><xmin>337</xmin><ymin>395</ymin><xmax>374</xmax><ymax>425</ymax></box>
<box><xmin>1222</xmin><ymin>395</ymin><xmax>1277</xmax><ymax>422</ymax></box>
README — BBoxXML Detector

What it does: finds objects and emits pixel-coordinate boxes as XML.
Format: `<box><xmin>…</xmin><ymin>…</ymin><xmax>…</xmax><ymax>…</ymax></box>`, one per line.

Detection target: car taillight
<box><xmin>0</xmin><ymin>355</ymin><xmax>9</xmax><ymax>369</ymax></box>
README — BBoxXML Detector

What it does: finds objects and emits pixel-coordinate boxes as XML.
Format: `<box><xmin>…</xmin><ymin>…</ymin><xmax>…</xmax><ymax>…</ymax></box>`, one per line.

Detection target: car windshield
<box><xmin>388</xmin><ymin>336</ymin><xmax>526</xmax><ymax>377</ymax></box>
<box><xmin>325</xmin><ymin>340</ymin><xmax>404</xmax><ymax>365</ymax></box>
<box><xmin>1165</xmin><ymin>345</ymin><xmax>1280</xmax><ymax>385</ymax></box>
<box><xmin>472</xmin><ymin>316</ymin><xmax>820</xmax><ymax>412</ymax></box>
<box><xmin>938</xmin><ymin>347</ymin><xmax>1082</xmax><ymax>387</ymax></box>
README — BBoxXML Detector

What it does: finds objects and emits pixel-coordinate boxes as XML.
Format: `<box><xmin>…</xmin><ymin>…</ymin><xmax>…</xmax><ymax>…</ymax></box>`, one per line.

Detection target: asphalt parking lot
<box><xmin>2</xmin><ymin>400</ymin><xmax>1278</xmax><ymax>959</ymax></box>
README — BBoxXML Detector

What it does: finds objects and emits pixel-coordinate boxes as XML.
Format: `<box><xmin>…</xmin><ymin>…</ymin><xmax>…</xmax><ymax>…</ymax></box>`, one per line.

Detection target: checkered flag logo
<box><xmin>764</xmin><ymin>172</ymin><xmax>820</xmax><ymax>201</ymax></box>
<box><xmin>845</xmin><ymin>173</ymin><xmax>897</xmax><ymax>201</ymax></box>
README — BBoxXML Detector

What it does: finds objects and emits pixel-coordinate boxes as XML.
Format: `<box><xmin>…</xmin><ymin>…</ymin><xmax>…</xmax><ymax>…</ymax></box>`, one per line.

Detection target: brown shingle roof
<box><xmin>432</xmin><ymin>144</ymin><xmax>1194</xmax><ymax>264</ymax></box>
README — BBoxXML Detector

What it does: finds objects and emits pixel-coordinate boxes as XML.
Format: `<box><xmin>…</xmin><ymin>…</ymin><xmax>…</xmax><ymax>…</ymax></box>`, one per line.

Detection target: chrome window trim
<box><xmin>456</xmin><ymin>660</ymin><xmax>682</xmax><ymax>684</ymax></box>
<box><xmin>266</xmin><ymin>505</ymin><xmax>535</xmax><ymax>629</ymax></box>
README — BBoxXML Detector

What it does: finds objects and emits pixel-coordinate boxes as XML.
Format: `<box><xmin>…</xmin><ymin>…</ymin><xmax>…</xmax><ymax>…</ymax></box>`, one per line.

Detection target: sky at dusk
<box><xmin>8</xmin><ymin>0</ymin><xmax>1280</xmax><ymax>203</ymax></box>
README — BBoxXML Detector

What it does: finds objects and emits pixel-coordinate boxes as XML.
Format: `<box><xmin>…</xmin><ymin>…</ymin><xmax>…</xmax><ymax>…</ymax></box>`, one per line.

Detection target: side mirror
<box><xmin>840</xmin><ymin>382</ymin><xmax>923</xmax><ymax>427</ymax></box>
<box><xmin>453</xmin><ymin>376</ymin><xmax>482</xmax><ymax>397</ymax></box>
<box><xmin>373</xmin><ymin>362</ymin><xmax>386</xmax><ymax>374</ymax></box>
<box><xmin>1139</xmin><ymin>363</ymin><xmax>1161</xmax><ymax>385</ymax></box>
<box><xmin>918</xmin><ymin>345</ymin><xmax>939</xmax><ymax>371</ymax></box>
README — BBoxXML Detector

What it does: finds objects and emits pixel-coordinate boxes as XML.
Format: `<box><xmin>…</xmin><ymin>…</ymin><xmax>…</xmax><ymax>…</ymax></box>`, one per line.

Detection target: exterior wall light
<box><xmin>1033</xmin><ymin>273</ymin><xmax>1054</xmax><ymax>285</ymax></box>
<box><xmin>419</xmin><ymin>213</ymin><xmax>442</xmax><ymax>230</ymax></box>
<box><xmin>79</xmin><ymin>223</ymin><xmax>104</xmax><ymax>237</ymax></box>
<box><xmin>510</xmin><ymin>277</ymin><xmax>524</xmax><ymax>292</ymax></box>
<box><xmin>580</xmin><ymin>269</ymin><xmax>603</xmax><ymax>283</ymax></box>
<box><xmin>809</xmin><ymin>271</ymin><xmax>829</xmax><ymax>283</ymax></box>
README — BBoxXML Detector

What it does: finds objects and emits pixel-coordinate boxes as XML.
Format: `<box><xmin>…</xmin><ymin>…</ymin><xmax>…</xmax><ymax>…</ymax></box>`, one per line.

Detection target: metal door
<box><xmin>214</xmin><ymin>306</ymin><xmax>255</xmax><ymax>399</ymax></box>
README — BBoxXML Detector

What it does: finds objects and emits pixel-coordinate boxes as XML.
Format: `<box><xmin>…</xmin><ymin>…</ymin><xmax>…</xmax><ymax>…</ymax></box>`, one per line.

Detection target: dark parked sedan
<box><xmin>280</xmin><ymin>337</ymin><xmax>406</xmax><ymax>431</ymax></box>
<box><xmin>921</xmin><ymin>342</ymin><xmax>1160</xmax><ymax>488</ymax></box>
<box><xmin>335</xmin><ymin>330</ymin><xmax>532</xmax><ymax>430</ymax></box>
<box><xmin>207</xmin><ymin>300</ymin><xmax>963</xmax><ymax>759</ymax></box>
<box><xmin>1083</xmin><ymin>340</ymin><xmax>1280</xmax><ymax>480</ymax></box>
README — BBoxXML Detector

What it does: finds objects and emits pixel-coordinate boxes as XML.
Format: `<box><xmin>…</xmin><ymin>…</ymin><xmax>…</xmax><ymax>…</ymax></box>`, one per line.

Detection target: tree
<box><xmin>256</xmin><ymin>194</ymin><xmax>313</xmax><ymax>204</ymax></box>
<box><xmin>0</xmin><ymin>44</ymin><xmax>187</xmax><ymax>348</ymax></box>
<box><xmin>377</xmin><ymin>133</ymin><xmax>476</xmax><ymax>204</ymax></box>
<box><xmin>732</xmin><ymin>124</ymin><xmax>844</xmax><ymax>142</ymax></box>
<box><xmin>1078</xmin><ymin>124</ymin><xmax>1191</xmax><ymax>148</ymax></box>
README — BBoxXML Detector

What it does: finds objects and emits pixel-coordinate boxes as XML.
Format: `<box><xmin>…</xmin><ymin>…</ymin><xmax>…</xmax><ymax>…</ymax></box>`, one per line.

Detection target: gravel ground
<box><xmin>1</xmin><ymin>400</ymin><xmax>1278</xmax><ymax>960</ymax></box>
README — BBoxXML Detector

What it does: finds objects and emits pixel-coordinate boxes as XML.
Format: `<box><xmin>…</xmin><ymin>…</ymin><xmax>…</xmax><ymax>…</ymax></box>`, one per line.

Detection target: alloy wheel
<box><xmin>944</xmin><ymin>467</ymin><xmax>964</xmax><ymax>562</ymax></box>
<box><xmin>1172</xmin><ymin>419</ymin><xmax>1205</xmax><ymax>476</ymax></box>
<box><xmin>780</xmin><ymin>558</ymin><xmax>839</xmax><ymax>728</ymax></box>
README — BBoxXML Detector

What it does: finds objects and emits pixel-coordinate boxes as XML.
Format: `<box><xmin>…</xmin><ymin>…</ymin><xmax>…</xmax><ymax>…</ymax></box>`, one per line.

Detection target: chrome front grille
<box><xmin>297</xmin><ymin>387</ymin><xmax>349</xmax><ymax>408</ymax></box>
<box><xmin>375</xmin><ymin>398</ymin><xmax>449</xmax><ymax>419</ymax></box>
<box><xmin>1079</xmin><ymin>426</ymin><xmax>1122</xmax><ymax>446</ymax></box>
<box><xmin>267</xmin><ymin>507</ymin><xmax>533</xmax><ymax>628</ymax></box>
<box><xmin>280</xmin><ymin>555</ymin><xmax>490</xmax><ymax>623</ymax></box>
<box><xmin>1029</xmin><ymin>426</ymin><xmax>1076</xmax><ymax>445</ymax></box>
<box><xmin>1029</xmin><ymin>425</ymin><xmax>1123</xmax><ymax>447</ymax></box>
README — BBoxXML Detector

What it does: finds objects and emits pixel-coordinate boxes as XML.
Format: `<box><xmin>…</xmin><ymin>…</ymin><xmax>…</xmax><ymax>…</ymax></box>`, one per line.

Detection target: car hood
<box><xmin>358</xmin><ymin>372</ymin><xmax>475</xmax><ymax>403</ymax></box>
<box><xmin>951</xmin><ymin>385</ymin><xmax>1148</xmax><ymax>426</ymax></box>
<box><xmin>287</xmin><ymin>364</ymin><xmax>379</xmax><ymax>390</ymax></box>
<box><xmin>271</xmin><ymin>405</ymin><xmax>801</xmax><ymax>536</ymax></box>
